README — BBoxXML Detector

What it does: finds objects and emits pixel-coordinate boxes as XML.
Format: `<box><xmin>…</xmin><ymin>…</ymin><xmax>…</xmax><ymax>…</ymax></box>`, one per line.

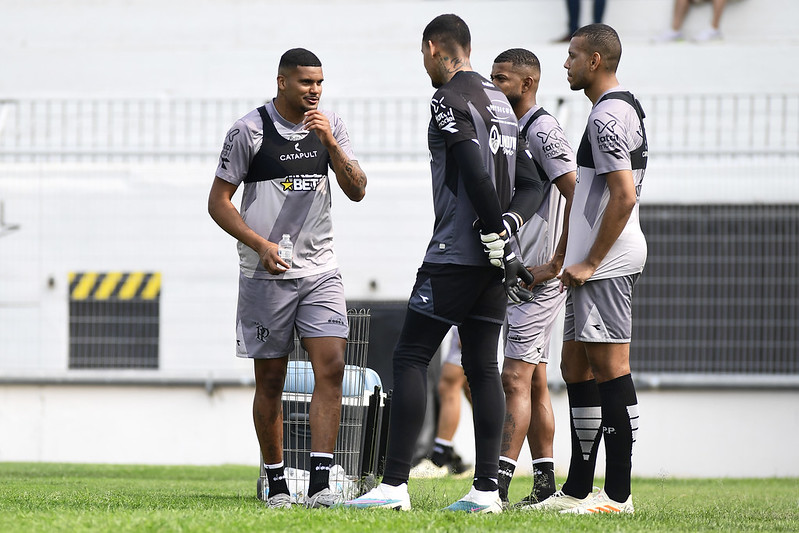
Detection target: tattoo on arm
<box><xmin>329</xmin><ymin>144</ymin><xmax>366</xmax><ymax>199</ymax></box>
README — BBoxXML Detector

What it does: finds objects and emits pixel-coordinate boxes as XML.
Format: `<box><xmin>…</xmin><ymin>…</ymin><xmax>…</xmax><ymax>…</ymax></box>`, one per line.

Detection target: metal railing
<box><xmin>1</xmin><ymin>93</ymin><xmax>796</xmax><ymax>163</ymax></box>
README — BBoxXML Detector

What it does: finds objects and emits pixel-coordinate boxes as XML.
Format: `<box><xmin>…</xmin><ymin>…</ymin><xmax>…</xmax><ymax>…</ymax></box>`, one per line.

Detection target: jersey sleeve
<box><xmin>215</xmin><ymin>117</ymin><xmax>257</xmax><ymax>186</ymax></box>
<box><xmin>430</xmin><ymin>89</ymin><xmax>477</xmax><ymax>148</ymax></box>
<box><xmin>326</xmin><ymin>110</ymin><xmax>357</xmax><ymax>161</ymax></box>
<box><xmin>527</xmin><ymin>115</ymin><xmax>577</xmax><ymax>181</ymax></box>
<box><xmin>589</xmin><ymin>105</ymin><xmax>635</xmax><ymax>176</ymax></box>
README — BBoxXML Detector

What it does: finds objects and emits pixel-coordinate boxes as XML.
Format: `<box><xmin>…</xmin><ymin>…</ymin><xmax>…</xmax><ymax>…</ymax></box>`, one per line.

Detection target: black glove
<box><xmin>500</xmin><ymin>242</ymin><xmax>535</xmax><ymax>304</ymax></box>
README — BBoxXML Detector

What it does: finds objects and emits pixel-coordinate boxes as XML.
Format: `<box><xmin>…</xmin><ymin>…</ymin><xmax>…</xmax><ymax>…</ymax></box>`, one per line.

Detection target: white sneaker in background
<box><xmin>560</xmin><ymin>489</ymin><xmax>634</xmax><ymax>514</ymax></box>
<box><xmin>693</xmin><ymin>27</ymin><xmax>722</xmax><ymax>42</ymax></box>
<box><xmin>409</xmin><ymin>458</ymin><xmax>449</xmax><ymax>479</ymax></box>
<box><xmin>653</xmin><ymin>29</ymin><xmax>684</xmax><ymax>43</ymax></box>
<box><xmin>524</xmin><ymin>488</ymin><xmax>598</xmax><ymax>511</ymax></box>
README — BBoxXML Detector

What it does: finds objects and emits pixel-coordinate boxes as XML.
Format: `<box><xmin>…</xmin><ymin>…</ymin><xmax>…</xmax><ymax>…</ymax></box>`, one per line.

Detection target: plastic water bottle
<box><xmin>278</xmin><ymin>234</ymin><xmax>293</xmax><ymax>268</ymax></box>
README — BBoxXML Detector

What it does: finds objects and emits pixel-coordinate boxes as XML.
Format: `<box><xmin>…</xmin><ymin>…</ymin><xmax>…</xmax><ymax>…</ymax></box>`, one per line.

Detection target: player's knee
<box><xmin>501</xmin><ymin>368</ymin><xmax>527</xmax><ymax>396</ymax></box>
<box><xmin>560</xmin><ymin>359</ymin><xmax>592</xmax><ymax>383</ymax></box>
<box><xmin>256</xmin><ymin>373</ymin><xmax>285</xmax><ymax>398</ymax></box>
<box><xmin>316</xmin><ymin>355</ymin><xmax>345</xmax><ymax>387</ymax></box>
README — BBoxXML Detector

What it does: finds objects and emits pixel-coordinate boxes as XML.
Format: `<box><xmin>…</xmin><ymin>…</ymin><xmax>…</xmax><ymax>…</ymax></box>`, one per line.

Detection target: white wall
<box><xmin>2</xmin><ymin>384</ymin><xmax>798</xmax><ymax>478</ymax></box>
<box><xmin>1</xmin><ymin>0</ymin><xmax>797</xmax><ymax>100</ymax></box>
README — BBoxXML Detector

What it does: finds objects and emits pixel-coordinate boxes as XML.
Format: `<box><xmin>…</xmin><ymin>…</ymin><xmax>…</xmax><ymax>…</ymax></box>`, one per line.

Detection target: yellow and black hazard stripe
<box><xmin>69</xmin><ymin>272</ymin><xmax>161</xmax><ymax>301</ymax></box>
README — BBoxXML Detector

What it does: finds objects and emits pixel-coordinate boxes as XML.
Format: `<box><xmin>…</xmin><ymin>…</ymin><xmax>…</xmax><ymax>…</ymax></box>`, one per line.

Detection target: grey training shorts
<box><xmin>235</xmin><ymin>268</ymin><xmax>349</xmax><ymax>359</ymax></box>
<box><xmin>505</xmin><ymin>279</ymin><xmax>568</xmax><ymax>364</ymax></box>
<box><xmin>563</xmin><ymin>273</ymin><xmax>640</xmax><ymax>344</ymax></box>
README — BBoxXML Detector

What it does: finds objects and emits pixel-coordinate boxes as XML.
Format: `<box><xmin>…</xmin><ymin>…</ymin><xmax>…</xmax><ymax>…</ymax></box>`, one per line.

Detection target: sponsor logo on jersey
<box><xmin>593</xmin><ymin>118</ymin><xmax>623</xmax><ymax>159</ymax></box>
<box><xmin>489</xmin><ymin>125</ymin><xmax>517</xmax><ymax>156</ymax></box>
<box><xmin>431</xmin><ymin>97</ymin><xmax>459</xmax><ymax>134</ymax></box>
<box><xmin>537</xmin><ymin>127</ymin><xmax>572</xmax><ymax>162</ymax></box>
<box><xmin>219</xmin><ymin>128</ymin><xmax>240</xmax><ymax>169</ymax></box>
<box><xmin>280</xmin><ymin>147</ymin><xmax>319</xmax><ymax>161</ymax></box>
<box><xmin>486</xmin><ymin>99</ymin><xmax>514</xmax><ymax>121</ymax></box>
<box><xmin>280</xmin><ymin>174</ymin><xmax>325</xmax><ymax>191</ymax></box>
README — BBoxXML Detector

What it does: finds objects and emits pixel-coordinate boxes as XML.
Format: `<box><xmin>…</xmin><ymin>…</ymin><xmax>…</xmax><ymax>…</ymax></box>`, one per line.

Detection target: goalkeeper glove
<box><xmin>500</xmin><ymin>242</ymin><xmax>535</xmax><ymax>303</ymax></box>
<box><xmin>474</xmin><ymin>212</ymin><xmax>524</xmax><ymax>267</ymax></box>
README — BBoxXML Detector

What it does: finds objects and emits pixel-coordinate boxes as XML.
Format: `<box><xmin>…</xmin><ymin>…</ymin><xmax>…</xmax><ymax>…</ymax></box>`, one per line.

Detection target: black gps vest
<box><xmin>576</xmin><ymin>91</ymin><xmax>648</xmax><ymax>170</ymax></box>
<box><xmin>245</xmin><ymin>105</ymin><xmax>330</xmax><ymax>183</ymax></box>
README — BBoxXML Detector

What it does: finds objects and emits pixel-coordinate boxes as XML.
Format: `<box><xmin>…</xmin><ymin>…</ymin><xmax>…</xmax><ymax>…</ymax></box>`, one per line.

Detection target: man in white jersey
<box><xmin>489</xmin><ymin>48</ymin><xmax>577</xmax><ymax>508</ymax></box>
<box><xmin>207</xmin><ymin>48</ymin><xmax>367</xmax><ymax>509</ymax></box>
<box><xmin>531</xmin><ymin>24</ymin><xmax>647</xmax><ymax>515</ymax></box>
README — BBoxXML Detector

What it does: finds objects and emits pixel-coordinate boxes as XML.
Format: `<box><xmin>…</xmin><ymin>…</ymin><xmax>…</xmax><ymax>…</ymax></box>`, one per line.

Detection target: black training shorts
<box><xmin>407</xmin><ymin>262</ymin><xmax>507</xmax><ymax>326</ymax></box>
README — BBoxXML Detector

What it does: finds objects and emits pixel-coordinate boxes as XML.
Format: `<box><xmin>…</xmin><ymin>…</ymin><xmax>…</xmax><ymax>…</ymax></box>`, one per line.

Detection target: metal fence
<box><xmin>2</xmin><ymin>93</ymin><xmax>796</xmax><ymax>163</ymax></box>
<box><xmin>1</xmin><ymin>93</ymin><xmax>798</xmax><ymax>387</ymax></box>
<box><xmin>634</xmin><ymin>204</ymin><xmax>799</xmax><ymax>381</ymax></box>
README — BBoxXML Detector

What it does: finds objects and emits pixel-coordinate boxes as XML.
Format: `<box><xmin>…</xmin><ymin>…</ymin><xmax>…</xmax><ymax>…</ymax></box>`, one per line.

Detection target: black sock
<box><xmin>561</xmin><ymin>379</ymin><xmax>602</xmax><ymax>499</ymax></box>
<box><xmin>265</xmin><ymin>462</ymin><xmax>289</xmax><ymax>497</ymax></box>
<box><xmin>598</xmin><ymin>374</ymin><xmax>638</xmax><ymax>503</ymax></box>
<box><xmin>431</xmin><ymin>439</ymin><xmax>454</xmax><ymax>467</ymax></box>
<box><xmin>532</xmin><ymin>458</ymin><xmax>556</xmax><ymax>501</ymax></box>
<box><xmin>308</xmin><ymin>453</ymin><xmax>333</xmax><ymax>497</ymax></box>
<box><xmin>497</xmin><ymin>457</ymin><xmax>516</xmax><ymax>502</ymax></box>
<box><xmin>473</xmin><ymin>477</ymin><xmax>498</xmax><ymax>492</ymax></box>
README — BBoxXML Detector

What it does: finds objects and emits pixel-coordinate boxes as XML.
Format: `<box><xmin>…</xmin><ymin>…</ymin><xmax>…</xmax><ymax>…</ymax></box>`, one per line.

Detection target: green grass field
<box><xmin>0</xmin><ymin>462</ymin><xmax>797</xmax><ymax>532</ymax></box>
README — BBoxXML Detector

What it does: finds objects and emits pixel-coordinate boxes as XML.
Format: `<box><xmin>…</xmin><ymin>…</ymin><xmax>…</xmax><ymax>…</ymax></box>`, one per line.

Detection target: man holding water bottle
<box><xmin>207</xmin><ymin>48</ymin><xmax>367</xmax><ymax>509</ymax></box>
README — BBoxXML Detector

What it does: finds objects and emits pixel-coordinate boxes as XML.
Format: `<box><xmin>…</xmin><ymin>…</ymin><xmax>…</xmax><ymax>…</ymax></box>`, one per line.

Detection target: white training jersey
<box><xmin>215</xmin><ymin>100</ymin><xmax>356</xmax><ymax>280</ymax></box>
<box><xmin>512</xmin><ymin>105</ymin><xmax>577</xmax><ymax>268</ymax></box>
<box><xmin>564</xmin><ymin>87</ymin><xmax>648</xmax><ymax>280</ymax></box>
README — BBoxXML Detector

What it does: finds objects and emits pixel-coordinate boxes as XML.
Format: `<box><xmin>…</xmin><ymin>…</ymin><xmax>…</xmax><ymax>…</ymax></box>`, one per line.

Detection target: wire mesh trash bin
<box><xmin>257</xmin><ymin>308</ymin><xmax>390</xmax><ymax>503</ymax></box>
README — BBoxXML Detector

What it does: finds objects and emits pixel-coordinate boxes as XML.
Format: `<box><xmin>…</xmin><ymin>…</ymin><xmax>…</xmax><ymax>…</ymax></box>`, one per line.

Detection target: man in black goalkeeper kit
<box><xmin>343</xmin><ymin>14</ymin><xmax>546</xmax><ymax>513</ymax></box>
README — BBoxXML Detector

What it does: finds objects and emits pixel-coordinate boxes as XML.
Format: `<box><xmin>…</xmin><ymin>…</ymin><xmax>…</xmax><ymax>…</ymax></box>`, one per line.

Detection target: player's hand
<box><xmin>500</xmin><ymin>243</ymin><xmax>535</xmax><ymax>303</ymax></box>
<box><xmin>557</xmin><ymin>261</ymin><xmax>595</xmax><ymax>289</ymax></box>
<box><xmin>474</xmin><ymin>213</ymin><xmax>522</xmax><ymax>268</ymax></box>
<box><xmin>258</xmin><ymin>243</ymin><xmax>291</xmax><ymax>274</ymax></box>
<box><xmin>303</xmin><ymin>110</ymin><xmax>335</xmax><ymax>147</ymax></box>
<box><xmin>480</xmin><ymin>231</ymin><xmax>507</xmax><ymax>268</ymax></box>
<box><xmin>526</xmin><ymin>260</ymin><xmax>560</xmax><ymax>287</ymax></box>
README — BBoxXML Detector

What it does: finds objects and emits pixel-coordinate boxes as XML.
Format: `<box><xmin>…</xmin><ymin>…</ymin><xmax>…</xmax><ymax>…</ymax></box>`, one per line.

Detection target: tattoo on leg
<box><xmin>501</xmin><ymin>412</ymin><xmax>516</xmax><ymax>455</ymax></box>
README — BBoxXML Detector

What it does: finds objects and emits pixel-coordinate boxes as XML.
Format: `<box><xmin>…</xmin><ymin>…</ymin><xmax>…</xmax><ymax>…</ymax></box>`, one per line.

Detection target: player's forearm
<box><xmin>328</xmin><ymin>143</ymin><xmax>367</xmax><ymax>202</ymax></box>
<box><xmin>208</xmin><ymin>194</ymin><xmax>270</xmax><ymax>258</ymax></box>
<box><xmin>550</xmin><ymin>191</ymin><xmax>573</xmax><ymax>272</ymax></box>
<box><xmin>452</xmin><ymin>140</ymin><xmax>504</xmax><ymax>234</ymax></box>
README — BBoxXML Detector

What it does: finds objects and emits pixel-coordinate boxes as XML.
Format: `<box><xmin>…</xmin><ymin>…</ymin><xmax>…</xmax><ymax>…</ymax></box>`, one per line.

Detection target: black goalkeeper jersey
<box><xmin>424</xmin><ymin>70</ymin><xmax>521</xmax><ymax>266</ymax></box>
